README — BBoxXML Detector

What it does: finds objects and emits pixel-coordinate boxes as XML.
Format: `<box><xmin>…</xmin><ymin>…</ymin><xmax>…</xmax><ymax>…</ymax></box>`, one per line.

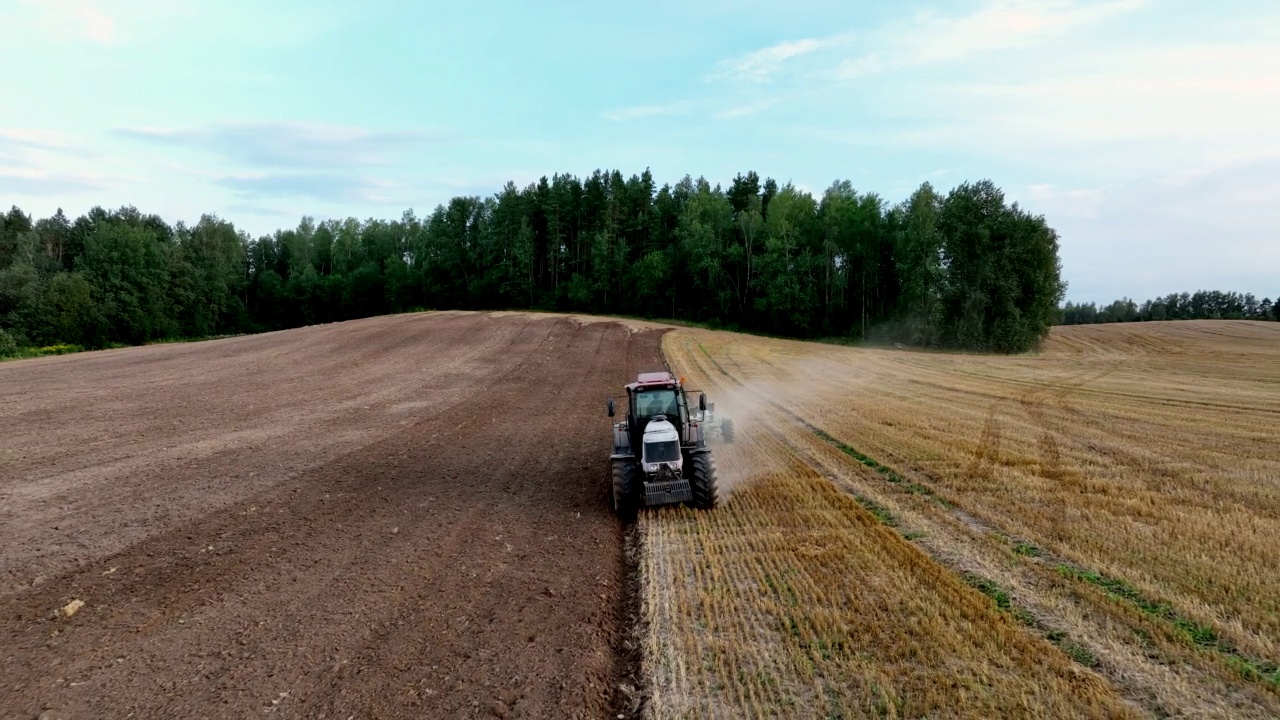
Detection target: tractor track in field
<box><xmin>0</xmin><ymin>311</ymin><xmax>666</xmax><ymax>720</ymax></box>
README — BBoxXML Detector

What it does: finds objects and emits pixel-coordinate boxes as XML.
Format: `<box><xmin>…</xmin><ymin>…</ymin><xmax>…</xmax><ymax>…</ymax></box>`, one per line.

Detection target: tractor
<box><xmin>607</xmin><ymin>371</ymin><xmax>720</xmax><ymax>520</ymax></box>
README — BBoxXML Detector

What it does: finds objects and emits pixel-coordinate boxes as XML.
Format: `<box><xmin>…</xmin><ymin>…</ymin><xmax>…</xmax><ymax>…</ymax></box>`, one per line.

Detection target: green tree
<box><xmin>938</xmin><ymin>180</ymin><xmax>1064</xmax><ymax>352</ymax></box>
<box><xmin>755</xmin><ymin>184</ymin><xmax>821</xmax><ymax>335</ymax></box>
<box><xmin>676</xmin><ymin>180</ymin><xmax>735</xmax><ymax>323</ymax></box>
<box><xmin>0</xmin><ymin>261</ymin><xmax>41</xmax><ymax>342</ymax></box>
<box><xmin>35</xmin><ymin>209</ymin><xmax>72</xmax><ymax>269</ymax></box>
<box><xmin>175</xmin><ymin>215</ymin><xmax>248</xmax><ymax>336</ymax></box>
<box><xmin>0</xmin><ymin>206</ymin><xmax>34</xmax><ymax>267</ymax></box>
<box><xmin>632</xmin><ymin>249</ymin><xmax>671</xmax><ymax>317</ymax></box>
<box><xmin>893</xmin><ymin>182</ymin><xmax>943</xmax><ymax>344</ymax></box>
<box><xmin>78</xmin><ymin>219</ymin><xmax>173</xmax><ymax>343</ymax></box>
<box><xmin>42</xmin><ymin>272</ymin><xmax>99</xmax><ymax>345</ymax></box>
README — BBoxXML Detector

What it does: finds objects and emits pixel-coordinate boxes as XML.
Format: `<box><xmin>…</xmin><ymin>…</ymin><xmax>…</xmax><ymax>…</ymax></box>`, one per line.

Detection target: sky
<box><xmin>0</xmin><ymin>0</ymin><xmax>1277</xmax><ymax>303</ymax></box>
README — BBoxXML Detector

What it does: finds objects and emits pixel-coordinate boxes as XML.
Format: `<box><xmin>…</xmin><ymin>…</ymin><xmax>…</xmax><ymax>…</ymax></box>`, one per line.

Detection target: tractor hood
<box><xmin>641</xmin><ymin>417</ymin><xmax>683</xmax><ymax>475</ymax></box>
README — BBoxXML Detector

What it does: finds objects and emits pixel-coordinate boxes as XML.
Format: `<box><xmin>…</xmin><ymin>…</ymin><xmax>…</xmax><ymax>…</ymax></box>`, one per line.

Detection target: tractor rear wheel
<box><xmin>612</xmin><ymin>458</ymin><xmax>641</xmax><ymax>521</ymax></box>
<box><xmin>721</xmin><ymin>418</ymin><xmax>735</xmax><ymax>444</ymax></box>
<box><xmin>688</xmin><ymin>452</ymin><xmax>719</xmax><ymax>510</ymax></box>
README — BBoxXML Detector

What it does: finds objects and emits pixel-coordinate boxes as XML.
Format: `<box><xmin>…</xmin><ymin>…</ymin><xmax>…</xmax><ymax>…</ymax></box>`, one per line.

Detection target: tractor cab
<box><xmin>608</xmin><ymin>371</ymin><xmax>699</xmax><ymax>451</ymax></box>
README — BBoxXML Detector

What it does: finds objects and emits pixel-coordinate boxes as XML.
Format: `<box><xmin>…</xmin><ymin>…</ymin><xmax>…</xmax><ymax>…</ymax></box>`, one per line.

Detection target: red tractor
<box><xmin>607</xmin><ymin>371</ymin><xmax>720</xmax><ymax>519</ymax></box>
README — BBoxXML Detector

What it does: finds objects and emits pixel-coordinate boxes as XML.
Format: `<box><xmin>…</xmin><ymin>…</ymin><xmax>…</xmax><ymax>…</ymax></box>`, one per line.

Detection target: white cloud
<box><xmin>835</xmin><ymin>0</ymin><xmax>1145</xmax><ymax>77</ymax></box>
<box><xmin>0</xmin><ymin>128</ymin><xmax>137</xmax><ymax>197</ymax></box>
<box><xmin>19</xmin><ymin>0</ymin><xmax>118</xmax><ymax>45</ymax></box>
<box><xmin>8</xmin><ymin>1</ymin><xmax>346</xmax><ymax>51</ymax></box>
<box><xmin>708</xmin><ymin>35</ymin><xmax>849</xmax><ymax>83</ymax></box>
<box><xmin>0</xmin><ymin>128</ymin><xmax>78</xmax><ymax>151</ymax></box>
<box><xmin>714</xmin><ymin>98</ymin><xmax>780</xmax><ymax>119</ymax></box>
<box><xmin>114</xmin><ymin>122</ymin><xmax>439</xmax><ymax>169</ymax></box>
<box><xmin>0</xmin><ymin>167</ymin><xmax>109</xmax><ymax>195</ymax></box>
<box><xmin>945</xmin><ymin>43</ymin><xmax>1280</xmax><ymax>147</ymax></box>
<box><xmin>790</xmin><ymin>2</ymin><xmax>1280</xmax><ymax>181</ymax></box>
<box><xmin>1024</xmin><ymin>183</ymin><xmax>1107</xmax><ymax>218</ymax></box>
<box><xmin>1025</xmin><ymin>159</ymin><xmax>1280</xmax><ymax>302</ymax></box>
<box><xmin>601</xmin><ymin>101</ymin><xmax>695</xmax><ymax>122</ymax></box>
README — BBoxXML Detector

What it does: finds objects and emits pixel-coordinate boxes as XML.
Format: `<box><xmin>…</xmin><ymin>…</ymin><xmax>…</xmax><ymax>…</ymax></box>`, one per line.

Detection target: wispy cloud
<box><xmin>0</xmin><ymin>167</ymin><xmax>109</xmax><ymax>195</ymax></box>
<box><xmin>224</xmin><ymin>202</ymin><xmax>295</xmax><ymax>219</ymax></box>
<box><xmin>785</xmin><ymin>1</ymin><xmax>1279</xmax><ymax>180</ymax></box>
<box><xmin>714</xmin><ymin>98</ymin><xmax>780</xmax><ymax>119</ymax></box>
<box><xmin>18</xmin><ymin>0</ymin><xmax>118</xmax><ymax>45</ymax></box>
<box><xmin>601</xmin><ymin>101</ymin><xmax>695</xmax><ymax>122</ymax></box>
<box><xmin>0</xmin><ymin>128</ymin><xmax>77</xmax><ymax>151</ymax></box>
<box><xmin>211</xmin><ymin>172</ymin><xmax>398</xmax><ymax>204</ymax></box>
<box><xmin>1030</xmin><ymin>158</ymin><xmax>1280</xmax><ymax>301</ymax></box>
<box><xmin>114</xmin><ymin>122</ymin><xmax>440</xmax><ymax>169</ymax></box>
<box><xmin>835</xmin><ymin>0</ymin><xmax>1145</xmax><ymax>77</ymax></box>
<box><xmin>0</xmin><ymin>127</ymin><xmax>103</xmax><ymax>183</ymax></box>
<box><xmin>708</xmin><ymin>35</ymin><xmax>849</xmax><ymax>83</ymax></box>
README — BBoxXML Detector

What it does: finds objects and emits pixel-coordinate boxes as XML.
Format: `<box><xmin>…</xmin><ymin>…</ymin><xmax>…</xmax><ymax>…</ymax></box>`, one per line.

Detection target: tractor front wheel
<box><xmin>688</xmin><ymin>452</ymin><xmax>720</xmax><ymax>510</ymax></box>
<box><xmin>612</xmin><ymin>458</ymin><xmax>641</xmax><ymax>521</ymax></box>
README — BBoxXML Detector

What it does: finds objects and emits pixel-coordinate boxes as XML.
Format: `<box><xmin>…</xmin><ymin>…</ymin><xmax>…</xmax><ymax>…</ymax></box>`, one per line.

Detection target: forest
<box><xmin>1061</xmin><ymin>291</ymin><xmax>1278</xmax><ymax>325</ymax></box>
<box><xmin>4</xmin><ymin>170</ymin><xmax>1068</xmax><ymax>356</ymax></box>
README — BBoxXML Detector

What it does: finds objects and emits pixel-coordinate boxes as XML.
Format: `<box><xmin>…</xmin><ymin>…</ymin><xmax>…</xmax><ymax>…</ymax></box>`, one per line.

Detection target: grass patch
<box><xmin>2</xmin><ymin>333</ymin><xmax>247</xmax><ymax>362</ymax></box>
<box><xmin>900</xmin><ymin>530</ymin><xmax>926</xmax><ymax>541</ymax></box>
<box><xmin>813</xmin><ymin>429</ymin><xmax>896</xmax><ymax>477</ymax></box>
<box><xmin>1013</xmin><ymin>541</ymin><xmax>1044</xmax><ymax>557</ymax></box>
<box><xmin>968</xmin><ymin>574</ymin><xmax>1102</xmax><ymax>669</ymax></box>
<box><xmin>963</xmin><ymin>573</ymin><xmax>1035</xmax><ymax>626</ymax></box>
<box><xmin>1054</xmin><ymin>565</ymin><xmax>1204</xmax><ymax>637</ymax></box>
<box><xmin>853</xmin><ymin>496</ymin><xmax>899</xmax><ymax>527</ymax></box>
<box><xmin>1</xmin><ymin>343</ymin><xmax>86</xmax><ymax>361</ymax></box>
<box><xmin>811</xmin><ymin>428</ymin><xmax>942</xmax><ymax>500</ymax></box>
<box><xmin>1056</xmin><ymin>563</ymin><xmax>1280</xmax><ymax>687</ymax></box>
<box><xmin>1046</xmin><ymin>630</ymin><xmax>1100</xmax><ymax>668</ymax></box>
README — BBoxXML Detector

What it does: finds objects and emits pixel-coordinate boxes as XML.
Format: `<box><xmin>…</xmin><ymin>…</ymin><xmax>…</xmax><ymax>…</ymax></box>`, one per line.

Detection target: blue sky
<box><xmin>1</xmin><ymin>0</ymin><xmax>1276</xmax><ymax>302</ymax></box>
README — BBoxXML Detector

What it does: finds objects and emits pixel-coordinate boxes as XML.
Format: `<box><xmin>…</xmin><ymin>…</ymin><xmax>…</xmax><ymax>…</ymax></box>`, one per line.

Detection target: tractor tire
<box><xmin>612</xmin><ymin>458</ymin><xmax>641</xmax><ymax>521</ymax></box>
<box><xmin>721</xmin><ymin>417</ymin><xmax>736</xmax><ymax>444</ymax></box>
<box><xmin>688</xmin><ymin>452</ymin><xmax>720</xmax><ymax>510</ymax></box>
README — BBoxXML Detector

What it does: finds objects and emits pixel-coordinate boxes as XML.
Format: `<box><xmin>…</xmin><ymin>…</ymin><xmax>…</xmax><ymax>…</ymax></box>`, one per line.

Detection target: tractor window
<box><xmin>633</xmin><ymin>389</ymin><xmax>679</xmax><ymax>420</ymax></box>
<box><xmin>644</xmin><ymin>440</ymin><xmax>681</xmax><ymax>463</ymax></box>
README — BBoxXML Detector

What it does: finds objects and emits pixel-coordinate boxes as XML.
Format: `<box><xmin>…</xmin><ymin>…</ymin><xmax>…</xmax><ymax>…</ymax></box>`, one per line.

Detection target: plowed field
<box><xmin>0</xmin><ymin>312</ymin><xmax>665</xmax><ymax>719</ymax></box>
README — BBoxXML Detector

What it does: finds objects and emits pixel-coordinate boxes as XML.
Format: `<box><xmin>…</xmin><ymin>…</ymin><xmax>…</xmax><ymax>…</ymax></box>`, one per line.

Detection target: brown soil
<box><xmin>0</xmin><ymin>311</ymin><xmax>666</xmax><ymax>719</ymax></box>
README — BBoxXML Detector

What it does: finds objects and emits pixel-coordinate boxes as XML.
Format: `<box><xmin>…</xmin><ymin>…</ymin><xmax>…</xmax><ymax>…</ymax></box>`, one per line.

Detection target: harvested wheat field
<box><xmin>647</xmin><ymin>320</ymin><xmax>1280</xmax><ymax>718</ymax></box>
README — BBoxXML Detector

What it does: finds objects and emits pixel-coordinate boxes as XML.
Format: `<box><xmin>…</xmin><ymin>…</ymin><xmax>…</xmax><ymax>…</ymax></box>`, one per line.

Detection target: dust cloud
<box><xmin>695</xmin><ymin>349</ymin><xmax>886</xmax><ymax>497</ymax></box>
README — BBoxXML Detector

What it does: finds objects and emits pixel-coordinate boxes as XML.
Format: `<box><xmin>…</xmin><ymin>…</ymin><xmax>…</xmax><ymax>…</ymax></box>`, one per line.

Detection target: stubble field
<box><xmin>649</xmin><ymin>319</ymin><xmax>1280</xmax><ymax>718</ymax></box>
<box><xmin>2</xmin><ymin>312</ymin><xmax>1276</xmax><ymax>719</ymax></box>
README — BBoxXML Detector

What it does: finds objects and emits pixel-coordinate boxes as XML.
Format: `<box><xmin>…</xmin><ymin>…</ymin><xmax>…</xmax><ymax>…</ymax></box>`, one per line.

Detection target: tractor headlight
<box><xmin>645</xmin><ymin>459</ymin><xmax>683</xmax><ymax>475</ymax></box>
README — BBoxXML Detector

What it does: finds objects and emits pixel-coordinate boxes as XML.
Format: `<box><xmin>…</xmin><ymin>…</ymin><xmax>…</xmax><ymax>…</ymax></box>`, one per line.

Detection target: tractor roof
<box><xmin>627</xmin><ymin>371</ymin><xmax>678</xmax><ymax>391</ymax></box>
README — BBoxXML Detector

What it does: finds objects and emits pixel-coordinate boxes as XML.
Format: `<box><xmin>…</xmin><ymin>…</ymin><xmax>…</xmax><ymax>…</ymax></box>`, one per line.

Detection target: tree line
<box><xmin>1060</xmin><ymin>291</ymin><xmax>1279</xmax><ymax>325</ymax></box>
<box><xmin>1</xmin><ymin>170</ymin><xmax>1067</xmax><ymax>357</ymax></box>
